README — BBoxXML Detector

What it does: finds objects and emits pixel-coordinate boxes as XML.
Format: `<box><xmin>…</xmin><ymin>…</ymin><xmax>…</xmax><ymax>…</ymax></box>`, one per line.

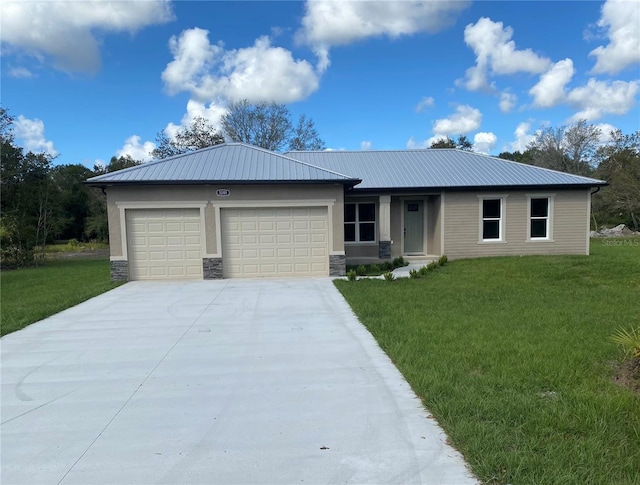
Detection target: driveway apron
<box><xmin>1</xmin><ymin>278</ymin><xmax>477</xmax><ymax>484</ymax></box>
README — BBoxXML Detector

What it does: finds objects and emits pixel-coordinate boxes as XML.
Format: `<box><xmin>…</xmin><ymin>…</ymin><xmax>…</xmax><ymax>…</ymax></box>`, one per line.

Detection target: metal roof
<box><xmin>286</xmin><ymin>149</ymin><xmax>606</xmax><ymax>190</ymax></box>
<box><xmin>86</xmin><ymin>143</ymin><xmax>359</xmax><ymax>185</ymax></box>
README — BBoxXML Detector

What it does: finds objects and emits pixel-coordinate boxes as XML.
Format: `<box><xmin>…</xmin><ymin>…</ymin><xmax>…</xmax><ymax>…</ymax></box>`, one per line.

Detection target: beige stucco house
<box><xmin>86</xmin><ymin>143</ymin><xmax>606</xmax><ymax>281</ymax></box>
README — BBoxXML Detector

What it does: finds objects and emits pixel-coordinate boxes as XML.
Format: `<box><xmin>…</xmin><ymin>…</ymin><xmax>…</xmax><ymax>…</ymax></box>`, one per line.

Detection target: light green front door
<box><xmin>404</xmin><ymin>200</ymin><xmax>424</xmax><ymax>253</ymax></box>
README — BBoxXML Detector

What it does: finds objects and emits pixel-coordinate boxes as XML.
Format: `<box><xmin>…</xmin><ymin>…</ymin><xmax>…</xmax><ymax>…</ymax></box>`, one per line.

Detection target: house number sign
<box><xmin>216</xmin><ymin>189</ymin><xmax>230</xmax><ymax>197</ymax></box>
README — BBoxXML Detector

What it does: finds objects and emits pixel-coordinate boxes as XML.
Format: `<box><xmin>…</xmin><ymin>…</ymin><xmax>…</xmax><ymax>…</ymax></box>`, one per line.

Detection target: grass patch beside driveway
<box><xmin>335</xmin><ymin>239</ymin><xmax>640</xmax><ymax>485</ymax></box>
<box><xmin>1</xmin><ymin>258</ymin><xmax>122</xmax><ymax>336</ymax></box>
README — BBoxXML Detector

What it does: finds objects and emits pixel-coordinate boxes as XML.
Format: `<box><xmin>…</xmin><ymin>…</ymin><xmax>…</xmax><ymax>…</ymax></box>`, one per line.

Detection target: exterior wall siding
<box><xmin>442</xmin><ymin>189</ymin><xmax>590</xmax><ymax>259</ymax></box>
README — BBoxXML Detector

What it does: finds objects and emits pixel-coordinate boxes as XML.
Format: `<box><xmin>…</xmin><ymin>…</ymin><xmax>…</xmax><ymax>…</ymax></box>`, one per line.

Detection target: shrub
<box><xmin>438</xmin><ymin>254</ymin><xmax>448</xmax><ymax>266</ymax></box>
<box><xmin>369</xmin><ymin>263</ymin><xmax>380</xmax><ymax>274</ymax></box>
<box><xmin>409</xmin><ymin>269</ymin><xmax>420</xmax><ymax>279</ymax></box>
<box><xmin>356</xmin><ymin>264</ymin><xmax>367</xmax><ymax>276</ymax></box>
<box><xmin>383</xmin><ymin>271</ymin><xmax>395</xmax><ymax>282</ymax></box>
<box><xmin>392</xmin><ymin>256</ymin><xmax>407</xmax><ymax>268</ymax></box>
<box><xmin>418</xmin><ymin>265</ymin><xmax>429</xmax><ymax>276</ymax></box>
<box><xmin>427</xmin><ymin>261</ymin><xmax>438</xmax><ymax>272</ymax></box>
<box><xmin>382</xmin><ymin>262</ymin><xmax>393</xmax><ymax>271</ymax></box>
<box><xmin>610</xmin><ymin>326</ymin><xmax>640</xmax><ymax>362</ymax></box>
<box><xmin>347</xmin><ymin>269</ymin><xmax>358</xmax><ymax>281</ymax></box>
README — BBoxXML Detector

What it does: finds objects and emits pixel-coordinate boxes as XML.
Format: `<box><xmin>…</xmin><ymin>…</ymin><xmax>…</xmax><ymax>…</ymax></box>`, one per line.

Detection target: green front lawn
<box><xmin>1</xmin><ymin>258</ymin><xmax>122</xmax><ymax>336</ymax></box>
<box><xmin>335</xmin><ymin>239</ymin><xmax>640</xmax><ymax>485</ymax></box>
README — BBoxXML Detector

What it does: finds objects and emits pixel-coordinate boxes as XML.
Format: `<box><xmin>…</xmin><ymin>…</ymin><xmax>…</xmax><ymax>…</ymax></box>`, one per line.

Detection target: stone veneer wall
<box><xmin>378</xmin><ymin>241</ymin><xmax>391</xmax><ymax>259</ymax></box>
<box><xmin>110</xmin><ymin>260</ymin><xmax>129</xmax><ymax>281</ymax></box>
<box><xmin>329</xmin><ymin>254</ymin><xmax>346</xmax><ymax>276</ymax></box>
<box><xmin>203</xmin><ymin>257</ymin><xmax>223</xmax><ymax>279</ymax></box>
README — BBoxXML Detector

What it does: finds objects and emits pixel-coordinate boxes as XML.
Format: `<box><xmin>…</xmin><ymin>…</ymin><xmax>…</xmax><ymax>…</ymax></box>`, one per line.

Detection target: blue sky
<box><xmin>2</xmin><ymin>0</ymin><xmax>639</xmax><ymax>167</ymax></box>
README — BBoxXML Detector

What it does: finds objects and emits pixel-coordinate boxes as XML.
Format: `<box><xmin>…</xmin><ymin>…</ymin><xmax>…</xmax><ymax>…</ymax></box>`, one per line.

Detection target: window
<box><xmin>529</xmin><ymin>197</ymin><xmax>551</xmax><ymax>240</ymax></box>
<box><xmin>345</xmin><ymin>202</ymin><xmax>376</xmax><ymax>242</ymax></box>
<box><xmin>481</xmin><ymin>198</ymin><xmax>503</xmax><ymax>241</ymax></box>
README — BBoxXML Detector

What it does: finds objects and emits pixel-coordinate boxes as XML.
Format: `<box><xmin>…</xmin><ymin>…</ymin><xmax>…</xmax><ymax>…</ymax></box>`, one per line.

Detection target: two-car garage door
<box><xmin>125</xmin><ymin>206</ymin><xmax>329</xmax><ymax>280</ymax></box>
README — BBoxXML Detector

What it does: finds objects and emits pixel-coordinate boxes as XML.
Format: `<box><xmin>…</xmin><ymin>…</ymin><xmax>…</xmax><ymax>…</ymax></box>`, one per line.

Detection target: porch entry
<box><xmin>404</xmin><ymin>200</ymin><xmax>424</xmax><ymax>253</ymax></box>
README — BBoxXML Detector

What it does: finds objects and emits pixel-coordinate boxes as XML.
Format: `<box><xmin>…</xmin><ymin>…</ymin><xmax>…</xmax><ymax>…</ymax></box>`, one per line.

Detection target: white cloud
<box><xmin>473</xmin><ymin>132</ymin><xmax>497</xmax><ymax>154</ymax></box>
<box><xmin>13</xmin><ymin>115</ymin><xmax>58</xmax><ymax>156</ymax></box>
<box><xmin>499</xmin><ymin>91</ymin><xmax>517</xmax><ymax>113</ymax></box>
<box><xmin>566</xmin><ymin>78</ymin><xmax>639</xmax><ymax>121</ymax></box>
<box><xmin>298</xmin><ymin>0</ymin><xmax>469</xmax><ymax>47</ymax></box>
<box><xmin>509</xmin><ymin>121</ymin><xmax>535</xmax><ymax>152</ymax></box>
<box><xmin>360</xmin><ymin>140</ymin><xmax>372</xmax><ymax>150</ymax></box>
<box><xmin>116</xmin><ymin>135</ymin><xmax>156</xmax><ymax>162</ymax></box>
<box><xmin>415</xmin><ymin>96</ymin><xmax>435</xmax><ymax>112</ymax></box>
<box><xmin>595</xmin><ymin>123</ymin><xmax>618</xmax><ymax>143</ymax></box>
<box><xmin>459</xmin><ymin>17</ymin><xmax>552</xmax><ymax>91</ymax></box>
<box><xmin>8</xmin><ymin>66</ymin><xmax>33</xmax><ymax>78</ymax></box>
<box><xmin>529</xmin><ymin>58</ymin><xmax>575</xmax><ymax>108</ymax></box>
<box><xmin>589</xmin><ymin>0</ymin><xmax>640</xmax><ymax>74</ymax></box>
<box><xmin>297</xmin><ymin>0</ymin><xmax>469</xmax><ymax>71</ymax></box>
<box><xmin>164</xmin><ymin>100</ymin><xmax>227</xmax><ymax>140</ymax></box>
<box><xmin>432</xmin><ymin>105</ymin><xmax>482</xmax><ymax>135</ymax></box>
<box><xmin>0</xmin><ymin>1</ymin><xmax>173</xmax><ymax>73</ymax></box>
<box><xmin>162</xmin><ymin>29</ymin><xmax>320</xmax><ymax>104</ymax></box>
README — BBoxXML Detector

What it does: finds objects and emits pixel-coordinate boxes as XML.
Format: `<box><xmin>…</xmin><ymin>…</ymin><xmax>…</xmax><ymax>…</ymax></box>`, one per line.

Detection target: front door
<box><xmin>404</xmin><ymin>200</ymin><xmax>424</xmax><ymax>254</ymax></box>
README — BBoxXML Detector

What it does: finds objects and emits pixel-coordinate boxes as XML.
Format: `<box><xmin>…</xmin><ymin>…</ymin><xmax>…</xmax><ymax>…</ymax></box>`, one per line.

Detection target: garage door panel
<box><xmin>222</xmin><ymin>207</ymin><xmax>329</xmax><ymax>278</ymax></box>
<box><xmin>127</xmin><ymin>209</ymin><xmax>202</xmax><ymax>281</ymax></box>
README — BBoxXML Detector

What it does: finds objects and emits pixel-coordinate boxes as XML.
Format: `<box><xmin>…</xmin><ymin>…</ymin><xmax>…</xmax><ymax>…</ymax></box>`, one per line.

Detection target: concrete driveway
<box><xmin>1</xmin><ymin>278</ymin><xmax>476</xmax><ymax>485</ymax></box>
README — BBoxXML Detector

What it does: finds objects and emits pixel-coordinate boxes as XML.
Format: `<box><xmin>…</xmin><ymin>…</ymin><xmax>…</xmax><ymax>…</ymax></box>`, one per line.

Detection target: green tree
<box><xmin>429</xmin><ymin>135</ymin><xmax>473</xmax><ymax>151</ymax></box>
<box><xmin>151</xmin><ymin>117</ymin><xmax>224</xmax><ymax>159</ymax></box>
<box><xmin>527</xmin><ymin>120</ymin><xmax>600</xmax><ymax>176</ymax></box>
<box><xmin>592</xmin><ymin>130</ymin><xmax>640</xmax><ymax>230</ymax></box>
<box><xmin>50</xmin><ymin>164</ymin><xmax>95</xmax><ymax>241</ymax></box>
<box><xmin>0</xmin><ymin>109</ymin><xmax>56</xmax><ymax>266</ymax></box>
<box><xmin>222</xmin><ymin>100</ymin><xmax>325</xmax><ymax>152</ymax></box>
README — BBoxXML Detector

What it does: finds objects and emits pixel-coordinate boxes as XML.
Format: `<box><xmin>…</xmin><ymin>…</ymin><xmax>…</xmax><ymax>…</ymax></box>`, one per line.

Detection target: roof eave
<box><xmin>84</xmin><ymin>178</ymin><xmax>362</xmax><ymax>188</ymax></box>
<box><xmin>348</xmin><ymin>181</ymin><xmax>608</xmax><ymax>193</ymax></box>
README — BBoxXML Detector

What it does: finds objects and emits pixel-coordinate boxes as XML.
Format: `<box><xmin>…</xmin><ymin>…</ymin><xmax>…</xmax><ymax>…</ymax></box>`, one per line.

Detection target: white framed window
<box><xmin>345</xmin><ymin>202</ymin><xmax>376</xmax><ymax>243</ymax></box>
<box><xmin>527</xmin><ymin>195</ymin><xmax>555</xmax><ymax>241</ymax></box>
<box><xmin>478</xmin><ymin>196</ymin><xmax>507</xmax><ymax>243</ymax></box>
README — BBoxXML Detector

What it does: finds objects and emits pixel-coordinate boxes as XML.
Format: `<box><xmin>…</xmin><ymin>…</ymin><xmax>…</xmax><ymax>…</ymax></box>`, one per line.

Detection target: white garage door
<box><xmin>127</xmin><ymin>209</ymin><xmax>203</xmax><ymax>280</ymax></box>
<box><xmin>222</xmin><ymin>207</ymin><xmax>329</xmax><ymax>278</ymax></box>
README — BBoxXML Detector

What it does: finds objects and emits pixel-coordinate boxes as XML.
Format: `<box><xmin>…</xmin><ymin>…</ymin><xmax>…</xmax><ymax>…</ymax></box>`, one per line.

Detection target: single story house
<box><xmin>85</xmin><ymin>143</ymin><xmax>606</xmax><ymax>281</ymax></box>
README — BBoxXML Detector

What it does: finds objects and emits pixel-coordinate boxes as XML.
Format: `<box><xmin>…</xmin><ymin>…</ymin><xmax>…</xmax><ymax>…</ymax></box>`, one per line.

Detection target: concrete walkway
<box><xmin>1</xmin><ymin>279</ymin><xmax>476</xmax><ymax>484</ymax></box>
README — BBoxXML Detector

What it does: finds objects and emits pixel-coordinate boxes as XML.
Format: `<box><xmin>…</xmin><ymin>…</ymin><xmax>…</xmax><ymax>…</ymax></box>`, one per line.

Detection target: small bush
<box><xmin>427</xmin><ymin>261</ymin><xmax>438</xmax><ymax>272</ymax></box>
<box><xmin>438</xmin><ymin>255</ymin><xmax>448</xmax><ymax>266</ymax></box>
<box><xmin>610</xmin><ymin>326</ymin><xmax>640</xmax><ymax>361</ymax></box>
<box><xmin>419</xmin><ymin>265</ymin><xmax>429</xmax><ymax>276</ymax></box>
<box><xmin>347</xmin><ymin>269</ymin><xmax>357</xmax><ymax>281</ymax></box>
<box><xmin>356</xmin><ymin>264</ymin><xmax>367</xmax><ymax>276</ymax></box>
<box><xmin>383</xmin><ymin>271</ymin><xmax>395</xmax><ymax>282</ymax></box>
<box><xmin>392</xmin><ymin>256</ymin><xmax>407</xmax><ymax>268</ymax></box>
<box><xmin>369</xmin><ymin>263</ymin><xmax>380</xmax><ymax>274</ymax></box>
<box><xmin>409</xmin><ymin>269</ymin><xmax>420</xmax><ymax>279</ymax></box>
<box><xmin>382</xmin><ymin>262</ymin><xmax>393</xmax><ymax>271</ymax></box>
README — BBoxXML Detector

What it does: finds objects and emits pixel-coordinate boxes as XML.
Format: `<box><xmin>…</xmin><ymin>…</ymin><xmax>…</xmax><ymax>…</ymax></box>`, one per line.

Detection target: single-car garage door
<box><xmin>222</xmin><ymin>207</ymin><xmax>329</xmax><ymax>278</ymax></box>
<box><xmin>127</xmin><ymin>208</ymin><xmax>203</xmax><ymax>280</ymax></box>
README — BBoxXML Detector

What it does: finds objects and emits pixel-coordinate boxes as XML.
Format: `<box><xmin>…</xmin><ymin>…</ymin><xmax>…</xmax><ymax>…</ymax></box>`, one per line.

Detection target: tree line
<box><xmin>1</xmin><ymin>103</ymin><xmax>638</xmax><ymax>268</ymax></box>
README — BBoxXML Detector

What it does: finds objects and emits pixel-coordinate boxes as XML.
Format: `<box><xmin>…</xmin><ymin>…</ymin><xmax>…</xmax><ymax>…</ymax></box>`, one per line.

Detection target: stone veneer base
<box><xmin>203</xmin><ymin>257</ymin><xmax>223</xmax><ymax>279</ymax></box>
<box><xmin>329</xmin><ymin>254</ymin><xmax>346</xmax><ymax>277</ymax></box>
<box><xmin>110</xmin><ymin>260</ymin><xmax>129</xmax><ymax>281</ymax></box>
<box><xmin>378</xmin><ymin>240</ymin><xmax>392</xmax><ymax>259</ymax></box>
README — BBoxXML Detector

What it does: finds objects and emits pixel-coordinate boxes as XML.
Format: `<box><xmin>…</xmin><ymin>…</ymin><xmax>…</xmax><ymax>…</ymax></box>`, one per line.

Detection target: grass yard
<box><xmin>1</xmin><ymin>258</ymin><xmax>122</xmax><ymax>336</ymax></box>
<box><xmin>335</xmin><ymin>239</ymin><xmax>640</xmax><ymax>485</ymax></box>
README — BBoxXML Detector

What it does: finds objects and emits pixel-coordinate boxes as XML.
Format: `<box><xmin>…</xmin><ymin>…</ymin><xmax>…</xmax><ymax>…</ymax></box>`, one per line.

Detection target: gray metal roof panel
<box><xmin>86</xmin><ymin>143</ymin><xmax>358</xmax><ymax>185</ymax></box>
<box><xmin>285</xmin><ymin>149</ymin><xmax>606</xmax><ymax>189</ymax></box>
